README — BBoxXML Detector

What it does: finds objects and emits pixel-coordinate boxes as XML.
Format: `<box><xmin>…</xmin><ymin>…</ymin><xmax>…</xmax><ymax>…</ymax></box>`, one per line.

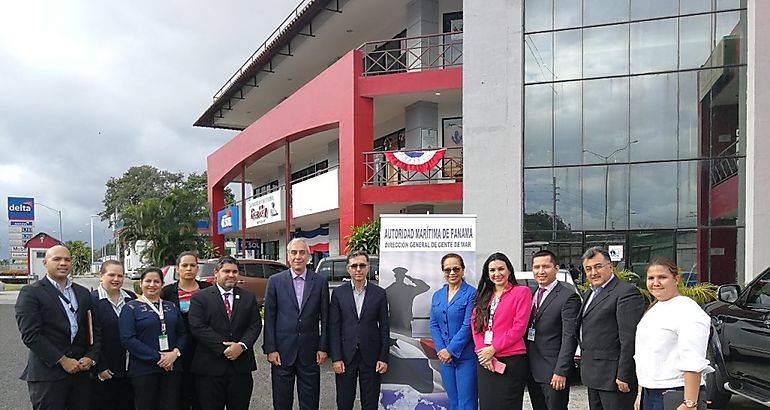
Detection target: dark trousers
<box><xmin>130</xmin><ymin>372</ymin><xmax>182</xmax><ymax>410</ymax></box>
<box><xmin>195</xmin><ymin>367</ymin><xmax>253</xmax><ymax>410</ymax></box>
<box><xmin>180</xmin><ymin>369</ymin><xmax>201</xmax><ymax>410</ymax></box>
<box><xmin>477</xmin><ymin>354</ymin><xmax>528</xmax><ymax>410</ymax></box>
<box><xmin>642</xmin><ymin>386</ymin><xmax>706</xmax><ymax>410</ymax></box>
<box><xmin>527</xmin><ymin>377</ymin><xmax>569</xmax><ymax>410</ymax></box>
<box><xmin>334</xmin><ymin>349</ymin><xmax>382</xmax><ymax>410</ymax></box>
<box><xmin>90</xmin><ymin>376</ymin><xmax>133</xmax><ymax>410</ymax></box>
<box><xmin>587</xmin><ymin>387</ymin><xmax>635</xmax><ymax>410</ymax></box>
<box><xmin>28</xmin><ymin>372</ymin><xmax>90</xmax><ymax>410</ymax></box>
<box><xmin>270</xmin><ymin>361</ymin><xmax>320</xmax><ymax>410</ymax></box>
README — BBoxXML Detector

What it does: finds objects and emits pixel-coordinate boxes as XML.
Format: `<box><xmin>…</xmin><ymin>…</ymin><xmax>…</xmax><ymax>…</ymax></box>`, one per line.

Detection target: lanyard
<box><xmin>141</xmin><ymin>296</ymin><xmax>167</xmax><ymax>335</ymax></box>
<box><xmin>57</xmin><ymin>292</ymin><xmax>77</xmax><ymax>314</ymax></box>
<box><xmin>487</xmin><ymin>294</ymin><xmax>501</xmax><ymax>330</ymax></box>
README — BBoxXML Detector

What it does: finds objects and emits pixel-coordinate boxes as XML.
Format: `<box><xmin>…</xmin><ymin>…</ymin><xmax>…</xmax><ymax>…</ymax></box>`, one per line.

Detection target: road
<box><xmin>0</xmin><ymin>279</ymin><xmax>765</xmax><ymax>409</ymax></box>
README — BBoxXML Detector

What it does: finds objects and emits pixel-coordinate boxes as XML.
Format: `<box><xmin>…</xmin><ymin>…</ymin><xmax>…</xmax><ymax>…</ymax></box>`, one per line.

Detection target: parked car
<box><xmin>197</xmin><ymin>258</ymin><xmax>288</xmax><ymax>306</ymax></box>
<box><xmin>315</xmin><ymin>255</ymin><xmax>379</xmax><ymax>289</ymax></box>
<box><xmin>160</xmin><ymin>260</ymin><xmax>204</xmax><ymax>285</ymax></box>
<box><xmin>703</xmin><ymin>268</ymin><xmax>770</xmax><ymax>408</ymax></box>
<box><xmin>126</xmin><ymin>269</ymin><xmax>142</xmax><ymax>280</ymax></box>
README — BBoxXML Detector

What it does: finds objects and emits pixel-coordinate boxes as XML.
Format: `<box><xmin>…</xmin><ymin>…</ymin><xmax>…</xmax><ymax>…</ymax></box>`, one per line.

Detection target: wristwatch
<box><xmin>175</xmin><ymin>349</ymin><xmax>182</xmax><ymax>358</ymax></box>
<box><xmin>682</xmin><ymin>399</ymin><xmax>698</xmax><ymax>408</ymax></box>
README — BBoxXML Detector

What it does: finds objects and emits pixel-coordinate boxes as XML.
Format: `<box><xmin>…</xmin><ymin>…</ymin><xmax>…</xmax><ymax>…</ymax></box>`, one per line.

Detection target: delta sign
<box><xmin>7</xmin><ymin>197</ymin><xmax>35</xmax><ymax>220</ymax></box>
<box><xmin>217</xmin><ymin>205</ymin><xmax>240</xmax><ymax>235</ymax></box>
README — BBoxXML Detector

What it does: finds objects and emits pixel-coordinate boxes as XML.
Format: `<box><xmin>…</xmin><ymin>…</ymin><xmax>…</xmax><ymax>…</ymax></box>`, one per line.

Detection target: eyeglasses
<box><xmin>584</xmin><ymin>263</ymin><xmax>608</xmax><ymax>273</ymax></box>
<box><xmin>443</xmin><ymin>267</ymin><xmax>463</xmax><ymax>274</ymax></box>
<box><xmin>348</xmin><ymin>263</ymin><xmax>368</xmax><ymax>270</ymax></box>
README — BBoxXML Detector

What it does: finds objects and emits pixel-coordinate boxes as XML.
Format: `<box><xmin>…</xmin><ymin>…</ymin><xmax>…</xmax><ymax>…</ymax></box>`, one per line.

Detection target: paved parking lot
<box><xmin>1</xmin><ymin>285</ymin><xmax>764</xmax><ymax>409</ymax></box>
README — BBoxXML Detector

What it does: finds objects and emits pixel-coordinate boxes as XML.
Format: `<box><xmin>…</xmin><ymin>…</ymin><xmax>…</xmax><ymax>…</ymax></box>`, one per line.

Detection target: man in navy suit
<box><xmin>329</xmin><ymin>250</ymin><xmax>389</xmax><ymax>410</ymax></box>
<box><xmin>262</xmin><ymin>238</ymin><xmax>329</xmax><ymax>410</ymax></box>
<box><xmin>15</xmin><ymin>245</ymin><xmax>101</xmax><ymax>410</ymax></box>
<box><xmin>526</xmin><ymin>250</ymin><xmax>581</xmax><ymax>410</ymax></box>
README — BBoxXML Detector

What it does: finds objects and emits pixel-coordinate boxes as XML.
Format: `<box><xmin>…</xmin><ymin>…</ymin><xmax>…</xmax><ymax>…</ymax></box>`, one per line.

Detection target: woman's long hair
<box><xmin>472</xmin><ymin>252</ymin><xmax>518</xmax><ymax>334</ymax></box>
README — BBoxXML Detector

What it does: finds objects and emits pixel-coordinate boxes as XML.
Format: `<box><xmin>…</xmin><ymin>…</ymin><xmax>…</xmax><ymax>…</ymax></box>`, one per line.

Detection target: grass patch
<box><xmin>3</xmin><ymin>283</ymin><xmax>25</xmax><ymax>291</ymax></box>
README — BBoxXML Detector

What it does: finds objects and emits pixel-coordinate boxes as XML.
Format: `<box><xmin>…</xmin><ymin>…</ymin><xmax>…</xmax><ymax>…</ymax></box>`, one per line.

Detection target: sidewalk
<box><xmin>0</xmin><ymin>290</ymin><xmax>19</xmax><ymax>305</ymax></box>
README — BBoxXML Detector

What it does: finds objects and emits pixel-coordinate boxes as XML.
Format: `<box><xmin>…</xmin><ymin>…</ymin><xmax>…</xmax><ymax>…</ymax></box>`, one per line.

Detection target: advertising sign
<box><xmin>217</xmin><ymin>205</ymin><xmax>240</xmax><ymax>235</ymax></box>
<box><xmin>7</xmin><ymin>197</ymin><xmax>35</xmax><ymax>220</ymax></box>
<box><xmin>377</xmin><ymin>214</ymin><xmax>477</xmax><ymax>409</ymax></box>
<box><xmin>9</xmin><ymin>220</ymin><xmax>34</xmax><ymax>226</ymax></box>
<box><xmin>245</xmin><ymin>190</ymin><xmax>283</xmax><ymax>228</ymax></box>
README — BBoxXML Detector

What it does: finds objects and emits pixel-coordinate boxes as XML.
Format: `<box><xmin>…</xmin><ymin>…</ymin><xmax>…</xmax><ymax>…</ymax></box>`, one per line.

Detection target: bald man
<box><xmin>15</xmin><ymin>245</ymin><xmax>101</xmax><ymax>410</ymax></box>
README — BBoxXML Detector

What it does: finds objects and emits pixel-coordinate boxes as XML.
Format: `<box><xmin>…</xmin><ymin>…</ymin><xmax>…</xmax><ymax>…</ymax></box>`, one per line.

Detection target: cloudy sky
<box><xmin>0</xmin><ymin>0</ymin><xmax>299</xmax><ymax>257</ymax></box>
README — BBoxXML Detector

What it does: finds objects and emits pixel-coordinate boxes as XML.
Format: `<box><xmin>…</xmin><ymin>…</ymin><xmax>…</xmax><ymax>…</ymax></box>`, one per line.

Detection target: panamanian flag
<box><xmin>384</xmin><ymin>148</ymin><xmax>446</xmax><ymax>172</ymax></box>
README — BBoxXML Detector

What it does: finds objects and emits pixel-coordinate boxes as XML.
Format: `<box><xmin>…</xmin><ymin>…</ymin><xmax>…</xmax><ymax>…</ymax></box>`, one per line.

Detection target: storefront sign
<box><xmin>245</xmin><ymin>190</ymin><xmax>283</xmax><ymax>228</ymax></box>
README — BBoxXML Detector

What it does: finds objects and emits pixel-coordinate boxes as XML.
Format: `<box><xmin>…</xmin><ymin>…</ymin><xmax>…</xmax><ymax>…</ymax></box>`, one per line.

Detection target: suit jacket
<box><xmin>578</xmin><ymin>276</ymin><xmax>646</xmax><ymax>391</ymax></box>
<box><xmin>188</xmin><ymin>285</ymin><xmax>262</xmax><ymax>375</ymax></box>
<box><xmin>15</xmin><ymin>278</ymin><xmax>101</xmax><ymax>381</ymax></box>
<box><xmin>90</xmin><ymin>289</ymin><xmax>135</xmax><ymax>378</ymax></box>
<box><xmin>262</xmin><ymin>269</ymin><xmax>329</xmax><ymax>367</ymax></box>
<box><xmin>525</xmin><ymin>282</ymin><xmax>581</xmax><ymax>383</ymax></box>
<box><xmin>429</xmin><ymin>281</ymin><xmax>476</xmax><ymax>361</ymax></box>
<box><xmin>329</xmin><ymin>282</ymin><xmax>389</xmax><ymax>366</ymax></box>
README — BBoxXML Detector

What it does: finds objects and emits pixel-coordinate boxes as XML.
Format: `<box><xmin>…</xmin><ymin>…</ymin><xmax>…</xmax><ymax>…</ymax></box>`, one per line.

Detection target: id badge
<box><xmin>527</xmin><ymin>327</ymin><xmax>536</xmax><ymax>342</ymax></box>
<box><xmin>158</xmin><ymin>335</ymin><xmax>170</xmax><ymax>351</ymax></box>
<box><xmin>484</xmin><ymin>330</ymin><xmax>493</xmax><ymax>345</ymax></box>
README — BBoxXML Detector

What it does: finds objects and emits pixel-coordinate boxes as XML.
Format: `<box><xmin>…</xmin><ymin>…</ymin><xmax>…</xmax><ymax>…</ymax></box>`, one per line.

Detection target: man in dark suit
<box><xmin>15</xmin><ymin>245</ymin><xmax>101</xmax><ymax>410</ymax></box>
<box><xmin>262</xmin><ymin>238</ymin><xmax>329</xmax><ymax>410</ymax></box>
<box><xmin>188</xmin><ymin>256</ymin><xmax>262</xmax><ymax>410</ymax></box>
<box><xmin>578</xmin><ymin>246</ymin><xmax>646</xmax><ymax>410</ymax></box>
<box><xmin>526</xmin><ymin>250</ymin><xmax>581</xmax><ymax>410</ymax></box>
<box><xmin>329</xmin><ymin>250</ymin><xmax>389</xmax><ymax>410</ymax></box>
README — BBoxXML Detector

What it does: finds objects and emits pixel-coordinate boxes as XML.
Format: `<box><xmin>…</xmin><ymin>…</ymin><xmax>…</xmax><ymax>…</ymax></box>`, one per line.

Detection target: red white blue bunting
<box><xmin>385</xmin><ymin>148</ymin><xmax>446</xmax><ymax>172</ymax></box>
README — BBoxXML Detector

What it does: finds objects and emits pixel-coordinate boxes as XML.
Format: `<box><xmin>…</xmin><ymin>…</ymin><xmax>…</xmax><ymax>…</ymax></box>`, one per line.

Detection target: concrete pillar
<box><xmin>405</xmin><ymin>101</ymin><xmax>439</xmax><ymax>149</ymax></box>
<box><xmin>208</xmin><ymin>184</ymin><xmax>226</xmax><ymax>255</ymax></box>
<box><xmin>329</xmin><ymin>221</ymin><xmax>341</xmax><ymax>255</ymax></box>
<box><xmin>406</xmin><ymin>0</ymin><xmax>439</xmax><ymax>70</ymax></box>
<box><xmin>463</xmin><ymin>0</ymin><xmax>524</xmax><ymax>270</ymax></box>
<box><xmin>744</xmin><ymin>2</ymin><xmax>770</xmax><ymax>284</ymax></box>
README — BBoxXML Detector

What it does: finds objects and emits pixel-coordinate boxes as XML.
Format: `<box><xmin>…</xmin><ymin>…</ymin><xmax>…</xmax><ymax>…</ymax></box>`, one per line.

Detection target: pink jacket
<box><xmin>472</xmin><ymin>283</ymin><xmax>532</xmax><ymax>357</ymax></box>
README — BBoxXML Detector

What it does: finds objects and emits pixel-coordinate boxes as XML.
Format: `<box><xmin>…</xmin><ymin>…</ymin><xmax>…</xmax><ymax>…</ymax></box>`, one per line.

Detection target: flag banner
<box><xmin>385</xmin><ymin>148</ymin><xmax>446</xmax><ymax>172</ymax></box>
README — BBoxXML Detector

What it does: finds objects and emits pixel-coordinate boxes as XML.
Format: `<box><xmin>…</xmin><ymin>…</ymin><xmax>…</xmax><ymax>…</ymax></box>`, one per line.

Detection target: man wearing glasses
<box><xmin>578</xmin><ymin>246</ymin><xmax>645</xmax><ymax>410</ymax></box>
<box><xmin>328</xmin><ymin>250</ymin><xmax>390</xmax><ymax>410</ymax></box>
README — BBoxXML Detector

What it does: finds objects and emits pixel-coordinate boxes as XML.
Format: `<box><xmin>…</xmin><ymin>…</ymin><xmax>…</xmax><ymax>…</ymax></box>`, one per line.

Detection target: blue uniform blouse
<box><xmin>119</xmin><ymin>298</ymin><xmax>187</xmax><ymax>377</ymax></box>
<box><xmin>429</xmin><ymin>280</ymin><xmax>476</xmax><ymax>361</ymax></box>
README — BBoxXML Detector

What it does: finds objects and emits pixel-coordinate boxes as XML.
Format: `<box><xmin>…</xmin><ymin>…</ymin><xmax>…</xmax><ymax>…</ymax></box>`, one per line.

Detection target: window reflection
<box><xmin>583</xmin><ymin>25</ymin><xmax>629</xmax><ymax>77</ymax></box>
<box><xmin>584</xmin><ymin>0</ymin><xmax>629</xmax><ymax>26</ymax></box>
<box><xmin>582</xmin><ymin>164</ymin><xmax>629</xmax><ymax>230</ymax></box>
<box><xmin>631</xmin><ymin>0</ymin><xmax>678</xmax><ymax>20</ymax></box>
<box><xmin>524</xmin><ymin>168</ymin><xmax>555</xmax><ymax>228</ymax></box>
<box><xmin>553</xmin><ymin>30</ymin><xmax>582</xmax><ymax>81</ymax></box>
<box><xmin>524</xmin><ymin>85</ymin><xmax>553</xmax><ymax>166</ymax></box>
<box><xmin>525</xmin><ymin>33</ymin><xmax>553</xmax><ymax>83</ymax></box>
<box><xmin>680</xmin><ymin>0</ymin><xmax>712</xmax><ymax>14</ymax></box>
<box><xmin>679</xmin><ymin>14</ymin><xmax>712</xmax><ymax>70</ymax></box>
<box><xmin>677</xmin><ymin>161</ymin><xmax>698</xmax><ymax>228</ymax></box>
<box><xmin>554</xmin><ymin>82</ymin><xmax>582</xmax><ymax>166</ymax></box>
<box><xmin>524</xmin><ymin>0</ymin><xmax>552</xmax><ymax>32</ymax></box>
<box><xmin>555</xmin><ymin>167</ymin><xmax>582</xmax><ymax>230</ymax></box>
<box><xmin>630</xmin><ymin>18</ymin><xmax>677</xmax><ymax>74</ymax></box>
<box><xmin>554</xmin><ymin>0</ymin><xmax>581</xmax><ymax>30</ymax></box>
<box><xmin>630</xmin><ymin>162</ymin><xmax>677</xmax><ymax>229</ymax></box>
<box><xmin>630</xmin><ymin>74</ymin><xmax>677</xmax><ymax>162</ymax></box>
<box><xmin>583</xmin><ymin>77</ymin><xmax>629</xmax><ymax>165</ymax></box>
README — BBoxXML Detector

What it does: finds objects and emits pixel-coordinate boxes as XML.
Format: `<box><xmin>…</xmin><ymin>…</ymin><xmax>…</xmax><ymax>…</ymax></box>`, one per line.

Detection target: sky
<box><xmin>0</xmin><ymin>0</ymin><xmax>300</xmax><ymax>258</ymax></box>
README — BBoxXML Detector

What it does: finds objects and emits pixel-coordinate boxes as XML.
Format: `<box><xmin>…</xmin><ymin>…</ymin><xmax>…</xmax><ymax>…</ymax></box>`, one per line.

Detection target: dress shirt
<box><xmin>291</xmin><ymin>268</ymin><xmax>306</xmax><ymax>308</ymax></box>
<box><xmin>584</xmin><ymin>273</ymin><xmax>615</xmax><ymax>308</ymax></box>
<box><xmin>532</xmin><ymin>279</ymin><xmax>558</xmax><ymax>309</ymax></box>
<box><xmin>634</xmin><ymin>295</ymin><xmax>714</xmax><ymax>388</ymax></box>
<box><xmin>352</xmin><ymin>280</ymin><xmax>367</xmax><ymax>318</ymax></box>
<box><xmin>46</xmin><ymin>275</ymin><xmax>79</xmax><ymax>342</ymax></box>
<box><xmin>97</xmin><ymin>285</ymin><xmax>131</xmax><ymax>316</ymax></box>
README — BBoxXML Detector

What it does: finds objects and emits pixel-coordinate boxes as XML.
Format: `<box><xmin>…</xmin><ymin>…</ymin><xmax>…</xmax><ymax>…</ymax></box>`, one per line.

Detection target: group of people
<box><xmin>15</xmin><ymin>239</ymin><xmax>711</xmax><ymax>410</ymax></box>
<box><xmin>428</xmin><ymin>247</ymin><xmax>712</xmax><ymax>410</ymax></box>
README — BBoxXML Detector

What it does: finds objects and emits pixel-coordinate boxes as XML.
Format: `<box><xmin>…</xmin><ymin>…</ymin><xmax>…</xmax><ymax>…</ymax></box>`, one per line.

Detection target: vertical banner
<box><xmin>378</xmin><ymin>214</ymin><xmax>477</xmax><ymax>410</ymax></box>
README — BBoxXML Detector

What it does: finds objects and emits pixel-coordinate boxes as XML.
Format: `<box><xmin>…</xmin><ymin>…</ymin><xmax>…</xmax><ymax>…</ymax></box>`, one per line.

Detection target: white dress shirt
<box><xmin>532</xmin><ymin>278</ymin><xmax>558</xmax><ymax>309</ymax></box>
<box><xmin>634</xmin><ymin>295</ymin><xmax>714</xmax><ymax>388</ymax></box>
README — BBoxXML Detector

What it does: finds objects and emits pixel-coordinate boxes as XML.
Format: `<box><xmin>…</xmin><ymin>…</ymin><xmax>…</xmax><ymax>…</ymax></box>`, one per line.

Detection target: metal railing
<box><xmin>359</xmin><ymin>31</ymin><xmax>463</xmax><ymax>76</ymax></box>
<box><xmin>363</xmin><ymin>146</ymin><xmax>463</xmax><ymax>186</ymax></box>
<box><xmin>710</xmin><ymin>141</ymin><xmax>740</xmax><ymax>186</ymax></box>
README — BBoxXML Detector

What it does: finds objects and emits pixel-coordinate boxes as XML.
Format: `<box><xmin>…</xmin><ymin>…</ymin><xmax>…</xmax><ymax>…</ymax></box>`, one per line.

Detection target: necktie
<box><xmin>536</xmin><ymin>287</ymin><xmax>546</xmax><ymax>309</ymax></box>
<box><xmin>223</xmin><ymin>292</ymin><xmax>232</xmax><ymax>320</ymax></box>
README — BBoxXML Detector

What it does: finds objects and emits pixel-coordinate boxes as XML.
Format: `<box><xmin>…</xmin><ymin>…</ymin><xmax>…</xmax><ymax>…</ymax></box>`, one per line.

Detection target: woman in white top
<box><xmin>634</xmin><ymin>257</ymin><xmax>712</xmax><ymax>410</ymax></box>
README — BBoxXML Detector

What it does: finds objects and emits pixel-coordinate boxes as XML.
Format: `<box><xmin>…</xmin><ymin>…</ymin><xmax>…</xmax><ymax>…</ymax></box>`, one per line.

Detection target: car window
<box><xmin>264</xmin><ymin>263</ymin><xmax>284</xmax><ymax>278</ymax></box>
<box><xmin>745</xmin><ymin>271</ymin><xmax>770</xmax><ymax>307</ymax></box>
<box><xmin>242</xmin><ymin>264</ymin><xmax>263</xmax><ymax>278</ymax></box>
<box><xmin>199</xmin><ymin>262</ymin><xmax>215</xmax><ymax>278</ymax></box>
<box><xmin>369</xmin><ymin>258</ymin><xmax>379</xmax><ymax>281</ymax></box>
<box><xmin>332</xmin><ymin>261</ymin><xmax>348</xmax><ymax>282</ymax></box>
<box><xmin>317</xmin><ymin>261</ymin><xmax>332</xmax><ymax>281</ymax></box>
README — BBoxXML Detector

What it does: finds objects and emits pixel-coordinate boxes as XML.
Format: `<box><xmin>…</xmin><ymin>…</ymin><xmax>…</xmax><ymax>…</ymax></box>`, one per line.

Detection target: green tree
<box><xmin>100</xmin><ymin>165</ymin><xmax>184</xmax><ymax>222</ymax></box>
<box><xmin>65</xmin><ymin>240</ymin><xmax>92</xmax><ymax>275</ymax></box>
<box><xmin>345</xmin><ymin>218</ymin><xmax>380</xmax><ymax>254</ymax></box>
<box><xmin>118</xmin><ymin>189</ymin><xmax>214</xmax><ymax>267</ymax></box>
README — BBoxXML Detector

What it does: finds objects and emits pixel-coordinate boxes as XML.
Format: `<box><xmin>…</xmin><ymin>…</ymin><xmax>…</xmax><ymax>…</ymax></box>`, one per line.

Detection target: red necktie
<box><xmin>536</xmin><ymin>287</ymin><xmax>546</xmax><ymax>309</ymax></box>
<box><xmin>223</xmin><ymin>292</ymin><xmax>232</xmax><ymax>320</ymax></box>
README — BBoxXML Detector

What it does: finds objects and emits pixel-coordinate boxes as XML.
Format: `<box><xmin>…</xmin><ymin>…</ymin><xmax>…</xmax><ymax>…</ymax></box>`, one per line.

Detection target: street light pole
<box><xmin>90</xmin><ymin>215</ymin><xmax>98</xmax><ymax>270</ymax></box>
<box><xmin>583</xmin><ymin>140</ymin><xmax>639</xmax><ymax>230</ymax></box>
<box><xmin>35</xmin><ymin>202</ymin><xmax>63</xmax><ymax>242</ymax></box>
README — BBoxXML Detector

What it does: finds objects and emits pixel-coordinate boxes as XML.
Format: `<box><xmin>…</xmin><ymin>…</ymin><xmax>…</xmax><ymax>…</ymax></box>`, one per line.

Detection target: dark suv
<box><xmin>703</xmin><ymin>267</ymin><xmax>770</xmax><ymax>408</ymax></box>
<box><xmin>198</xmin><ymin>258</ymin><xmax>288</xmax><ymax>306</ymax></box>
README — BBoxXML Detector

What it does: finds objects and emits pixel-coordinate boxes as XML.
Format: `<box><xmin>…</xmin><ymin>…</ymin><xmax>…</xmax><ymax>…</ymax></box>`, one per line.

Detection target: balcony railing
<box><xmin>710</xmin><ymin>141</ymin><xmax>740</xmax><ymax>187</ymax></box>
<box><xmin>363</xmin><ymin>146</ymin><xmax>463</xmax><ymax>187</ymax></box>
<box><xmin>359</xmin><ymin>31</ymin><xmax>463</xmax><ymax>76</ymax></box>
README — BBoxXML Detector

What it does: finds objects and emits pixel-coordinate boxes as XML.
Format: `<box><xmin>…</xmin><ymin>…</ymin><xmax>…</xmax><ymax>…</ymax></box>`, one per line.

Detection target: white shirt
<box><xmin>216</xmin><ymin>284</ymin><xmax>234</xmax><ymax>308</ymax></box>
<box><xmin>532</xmin><ymin>279</ymin><xmax>558</xmax><ymax>309</ymax></box>
<box><xmin>634</xmin><ymin>295</ymin><xmax>714</xmax><ymax>388</ymax></box>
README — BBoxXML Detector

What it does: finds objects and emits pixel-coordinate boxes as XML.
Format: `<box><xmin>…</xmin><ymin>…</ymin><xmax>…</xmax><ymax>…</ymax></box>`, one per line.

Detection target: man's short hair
<box><xmin>286</xmin><ymin>238</ymin><xmax>310</xmax><ymax>252</ymax></box>
<box><xmin>346</xmin><ymin>250</ymin><xmax>369</xmax><ymax>264</ymax></box>
<box><xmin>581</xmin><ymin>246</ymin><xmax>611</xmax><ymax>263</ymax></box>
<box><xmin>532</xmin><ymin>249</ymin><xmax>558</xmax><ymax>266</ymax></box>
<box><xmin>215</xmin><ymin>255</ymin><xmax>240</xmax><ymax>271</ymax></box>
